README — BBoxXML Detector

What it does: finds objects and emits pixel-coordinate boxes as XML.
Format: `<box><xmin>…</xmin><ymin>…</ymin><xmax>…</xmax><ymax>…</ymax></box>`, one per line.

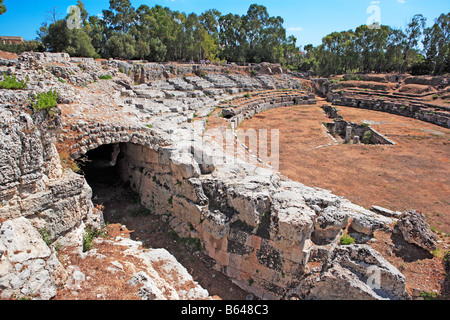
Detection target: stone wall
<box><xmin>331</xmin><ymin>95</ymin><xmax>450</xmax><ymax>128</ymax></box>
<box><xmin>0</xmin><ymin>107</ymin><xmax>100</xmax><ymax>241</ymax></box>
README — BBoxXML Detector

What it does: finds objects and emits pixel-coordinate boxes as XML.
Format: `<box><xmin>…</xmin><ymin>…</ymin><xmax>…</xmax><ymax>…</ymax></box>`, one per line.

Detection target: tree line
<box><xmin>299</xmin><ymin>13</ymin><xmax>449</xmax><ymax>76</ymax></box>
<box><xmin>33</xmin><ymin>0</ymin><xmax>300</xmax><ymax>68</ymax></box>
<box><xmin>0</xmin><ymin>0</ymin><xmax>448</xmax><ymax>76</ymax></box>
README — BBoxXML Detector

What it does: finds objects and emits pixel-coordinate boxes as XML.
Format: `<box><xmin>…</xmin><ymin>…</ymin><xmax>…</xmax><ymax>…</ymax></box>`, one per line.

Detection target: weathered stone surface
<box><xmin>312</xmin><ymin>206</ymin><xmax>349</xmax><ymax>244</ymax></box>
<box><xmin>0</xmin><ymin>217</ymin><xmax>63</xmax><ymax>299</ymax></box>
<box><xmin>397</xmin><ymin>210</ymin><xmax>437</xmax><ymax>251</ymax></box>
<box><xmin>309</xmin><ymin>244</ymin><xmax>411</xmax><ymax>300</ymax></box>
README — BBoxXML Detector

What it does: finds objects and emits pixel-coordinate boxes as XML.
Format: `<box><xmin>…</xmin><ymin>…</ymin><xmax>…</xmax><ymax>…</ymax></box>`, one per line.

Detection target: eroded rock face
<box><xmin>397</xmin><ymin>210</ymin><xmax>437</xmax><ymax>252</ymax></box>
<box><xmin>0</xmin><ymin>217</ymin><xmax>65</xmax><ymax>299</ymax></box>
<box><xmin>309</xmin><ymin>245</ymin><xmax>411</xmax><ymax>300</ymax></box>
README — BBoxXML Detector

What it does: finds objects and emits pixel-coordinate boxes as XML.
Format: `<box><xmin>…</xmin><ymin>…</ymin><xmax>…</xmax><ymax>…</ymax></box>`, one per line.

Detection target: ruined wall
<box><xmin>331</xmin><ymin>95</ymin><xmax>450</xmax><ymax>129</ymax></box>
<box><xmin>0</xmin><ymin>107</ymin><xmax>100</xmax><ymax>240</ymax></box>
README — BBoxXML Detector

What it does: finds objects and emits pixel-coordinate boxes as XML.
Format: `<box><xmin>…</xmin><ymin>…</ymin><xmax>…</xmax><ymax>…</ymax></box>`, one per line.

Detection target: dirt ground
<box><xmin>239</xmin><ymin>98</ymin><xmax>450</xmax><ymax>235</ymax></box>
<box><xmin>0</xmin><ymin>50</ymin><xmax>18</xmax><ymax>60</ymax></box>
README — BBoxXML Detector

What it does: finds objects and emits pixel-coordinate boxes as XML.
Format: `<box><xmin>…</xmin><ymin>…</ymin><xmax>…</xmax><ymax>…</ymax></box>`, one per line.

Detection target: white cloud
<box><xmin>398</xmin><ymin>0</ymin><xmax>406</xmax><ymax>4</ymax></box>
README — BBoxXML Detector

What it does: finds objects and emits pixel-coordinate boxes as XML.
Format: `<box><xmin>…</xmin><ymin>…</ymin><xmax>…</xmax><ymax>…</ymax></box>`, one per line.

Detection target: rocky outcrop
<box><xmin>397</xmin><ymin>210</ymin><xmax>437</xmax><ymax>252</ymax></box>
<box><xmin>308</xmin><ymin>244</ymin><xmax>411</xmax><ymax>300</ymax></box>
<box><xmin>0</xmin><ymin>217</ymin><xmax>65</xmax><ymax>299</ymax></box>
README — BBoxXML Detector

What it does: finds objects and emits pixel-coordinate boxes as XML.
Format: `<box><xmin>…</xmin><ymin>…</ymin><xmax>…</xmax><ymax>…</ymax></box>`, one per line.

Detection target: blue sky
<box><xmin>0</xmin><ymin>0</ymin><xmax>448</xmax><ymax>47</ymax></box>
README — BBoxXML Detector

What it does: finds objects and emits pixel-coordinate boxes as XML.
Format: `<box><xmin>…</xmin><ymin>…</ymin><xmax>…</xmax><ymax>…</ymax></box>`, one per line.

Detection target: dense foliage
<box><xmin>300</xmin><ymin>13</ymin><xmax>449</xmax><ymax>76</ymax></box>
<box><xmin>36</xmin><ymin>1</ymin><xmax>301</xmax><ymax>68</ymax></box>
<box><xmin>2</xmin><ymin>0</ymin><xmax>448</xmax><ymax>76</ymax></box>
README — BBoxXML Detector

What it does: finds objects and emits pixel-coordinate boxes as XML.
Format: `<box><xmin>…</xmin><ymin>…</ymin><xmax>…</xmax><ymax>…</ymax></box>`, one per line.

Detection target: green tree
<box><xmin>423</xmin><ymin>12</ymin><xmax>450</xmax><ymax>75</ymax></box>
<box><xmin>105</xmin><ymin>32</ymin><xmax>135</xmax><ymax>59</ymax></box>
<box><xmin>0</xmin><ymin>0</ymin><xmax>6</xmax><ymax>15</ymax></box>
<box><xmin>43</xmin><ymin>19</ymin><xmax>96</xmax><ymax>57</ymax></box>
<box><xmin>219</xmin><ymin>13</ymin><xmax>246</xmax><ymax>62</ymax></box>
<box><xmin>402</xmin><ymin>14</ymin><xmax>427</xmax><ymax>72</ymax></box>
<box><xmin>102</xmin><ymin>0</ymin><xmax>137</xmax><ymax>33</ymax></box>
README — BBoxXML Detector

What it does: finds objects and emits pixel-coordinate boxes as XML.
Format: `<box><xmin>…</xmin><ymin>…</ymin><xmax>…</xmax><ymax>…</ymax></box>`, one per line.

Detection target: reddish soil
<box><xmin>0</xmin><ymin>50</ymin><xmax>18</xmax><ymax>60</ymax></box>
<box><xmin>370</xmin><ymin>230</ymin><xmax>449</xmax><ymax>299</ymax></box>
<box><xmin>239</xmin><ymin>99</ymin><xmax>450</xmax><ymax>235</ymax></box>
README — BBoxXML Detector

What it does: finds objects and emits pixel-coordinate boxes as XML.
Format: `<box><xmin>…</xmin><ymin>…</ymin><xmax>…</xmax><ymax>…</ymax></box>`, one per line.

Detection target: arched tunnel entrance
<box><xmin>76</xmin><ymin>143</ymin><xmax>249</xmax><ymax>299</ymax></box>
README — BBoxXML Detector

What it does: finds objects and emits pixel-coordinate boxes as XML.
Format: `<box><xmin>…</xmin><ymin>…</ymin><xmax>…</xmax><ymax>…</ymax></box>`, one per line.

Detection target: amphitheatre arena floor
<box><xmin>238</xmin><ymin>98</ymin><xmax>450</xmax><ymax>234</ymax></box>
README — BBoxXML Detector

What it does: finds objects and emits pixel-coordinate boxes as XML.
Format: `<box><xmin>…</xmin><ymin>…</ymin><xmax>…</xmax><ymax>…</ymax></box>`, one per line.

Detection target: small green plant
<box><xmin>244</xmin><ymin>93</ymin><xmax>251</xmax><ymax>98</ymax></box>
<box><xmin>57</xmin><ymin>78</ymin><xmax>66</xmax><ymax>84</ymax></box>
<box><xmin>29</xmin><ymin>89</ymin><xmax>59</xmax><ymax>116</ymax></box>
<box><xmin>250</xmin><ymin>70</ymin><xmax>257</xmax><ymax>76</ymax></box>
<box><xmin>99</xmin><ymin>74</ymin><xmax>112</xmax><ymax>80</ymax></box>
<box><xmin>248</xmin><ymin>277</ymin><xmax>254</xmax><ymax>286</ymax></box>
<box><xmin>168</xmin><ymin>230</ymin><xmax>179</xmax><ymax>240</ymax></box>
<box><xmin>342</xmin><ymin>74</ymin><xmax>361</xmax><ymax>81</ymax></box>
<box><xmin>39</xmin><ymin>228</ymin><xmax>52</xmax><ymax>246</ymax></box>
<box><xmin>419</xmin><ymin>291</ymin><xmax>440</xmax><ymax>300</ymax></box>
<box><xmin>0</xmin><ymin>73</ymin><xmax>29</xmax><ymax>90</ymax></box>
<box><xmin>59</xmin><ymin>150</ymin><xmax>81</xmax><ymax>173</ymax></box>
<box><xmin>119</xmin><ymin>67</ymin><xmax>124</xmax><ymax>73</ymax></box>
<box><xmin>82</xmin><ymin>228</ymin><xmax>96</xmax><ymax>252</ymax></box>
<box><xmin>432</xmin><ymin>94</ymin><xmax>439</xmax><ymax>100</ymax></box>
<box><xmin>340</xmin><ymin>233</ymin><xmax>355</xmax><ymax>245</ymax></box>
<box><xmin>362</xmin><ymin>130</ymin><xmax>373</xmax><ymax>145</ymax></box>
<box><xmin>180</xmin><ymin>237</ymin><xmax>202</xmax><ymax>252</ymax></box>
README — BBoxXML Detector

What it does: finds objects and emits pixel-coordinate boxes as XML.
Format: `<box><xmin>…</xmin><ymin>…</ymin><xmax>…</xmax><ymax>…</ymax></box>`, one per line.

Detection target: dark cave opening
<box><xmin>75</xmin><ymin>143</ymin><xmax>249</xmax><ymax>299</ymax></box>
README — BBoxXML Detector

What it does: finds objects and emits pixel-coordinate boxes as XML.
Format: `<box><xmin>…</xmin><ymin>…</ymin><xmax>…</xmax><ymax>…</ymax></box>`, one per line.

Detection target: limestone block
<box><xmin>397</xmin><ymin>210</ymin><xmax>437</xmax><ymax>251</ymax></box>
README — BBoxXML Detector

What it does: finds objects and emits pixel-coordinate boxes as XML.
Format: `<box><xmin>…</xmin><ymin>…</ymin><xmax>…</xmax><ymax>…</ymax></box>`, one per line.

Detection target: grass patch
<box><xmin>0</xmin><ymin>73</ymin><xmax>29</xmax><ymax>90</ymax></box>
<box><xmin>39</xmin><ymin>228</ymin><xmax>53</xmax><ymax>246</ymax></box>
<box><xmin>82</xmin><ymin>228</ymin><xmax>96</xmax><ymax>252</ymax></box>
<box><xmin>342</xmin><ymin>74</ymin><xmax>361</xmax><ymax>81</ymax></box>
<box><xmin>99</xmin><ymin>74</ymin><xmax>113</xmax><ymax>80</ymax></box>
<box><xmin>29</xmin><ymin>89</ymin><xmax>59</xmax><ymax>116</ymax></box>
<box><xmin>340</xmin><ymin>233</ymin><xmax>355</xmax><ymax>245</ymax></box>
<box><xmin>168</xmin><ymin>230</ymin><xmax>202</xmax><ymax>251</ymax></box>
<box><xmin>419</xmin><ymin>291</ymin><xmax>440</xmax><ymax>300</ymax></box>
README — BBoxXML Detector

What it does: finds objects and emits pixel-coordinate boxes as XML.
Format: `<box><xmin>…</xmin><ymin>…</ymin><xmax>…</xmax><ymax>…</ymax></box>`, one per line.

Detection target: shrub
<box><xmin>82</xmin><ymin>228</ymin><xmax>96</xmax><ymax>252</ymax></box>
<box><xmin>99</xmin><ymin>74</ymin><xmax>113</xmax><ymax>80</ymax></box>
<box><xmin>342</xmin><ymin>74</ymin><xmax>361</xmax><ymax>81</ymax></box>
<box><xmin>340</xmin><ymin>233</ymin><xmax>355</xmax><ymax>245</ymax></box>
<box><xmin>59</xmin><ymin>150</ymin><xmax>80</xmax><ymax>173</ymax></box>
<box><xmin>39</xmin><ymin>228</ymin><xmax>53</xmax><ymax>246</ymax></box>
<box><xmin>0</xmin><ymin>73</ymin><xmax>29</xmax><ymax>90</ymax></box>
<box><xmin>362</xmin><ymin>130</ymin><xmax>373</xmax><ymax>145</ymax></box>
<box><xmin>432</xmin><ymin>94</ymin><xmax>439</xmax><ymax>100</ymax></box>
<box><xmin>29</xmin><ymin>89</ymin><xmax>59</xmax><ymax>116</ymax></box>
